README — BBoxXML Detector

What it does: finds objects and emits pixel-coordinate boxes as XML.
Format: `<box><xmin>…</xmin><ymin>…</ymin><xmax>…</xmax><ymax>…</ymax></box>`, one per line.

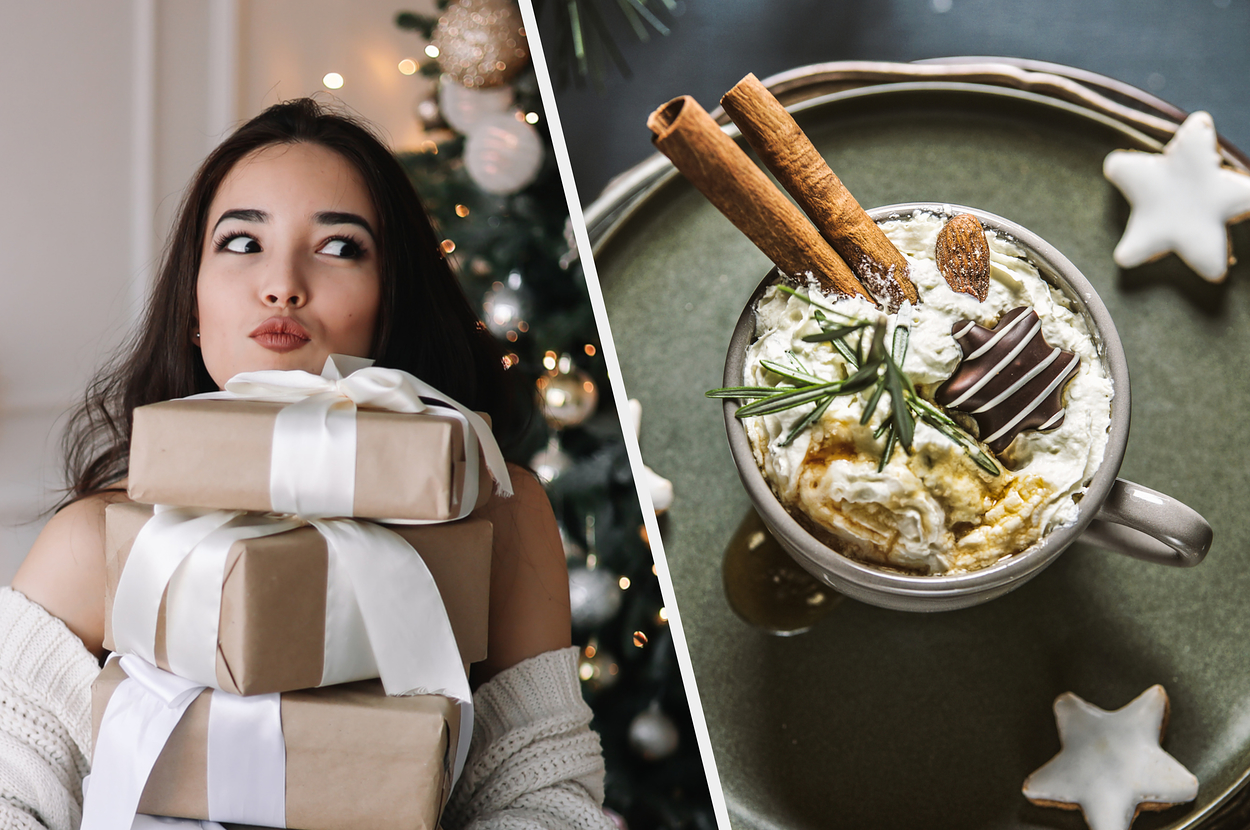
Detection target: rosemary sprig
<box><xmin>707</xmin><ymin>290</ymin><xmax>1000</xmax><ymax>475</ymax></box>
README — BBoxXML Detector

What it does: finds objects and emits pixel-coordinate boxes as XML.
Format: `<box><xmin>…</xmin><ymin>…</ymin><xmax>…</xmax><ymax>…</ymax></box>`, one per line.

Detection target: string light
<box><xmin>658</xmin><ymin>607</ymin><xmax>668</xmax><ymax>622</ymax></box>
<box><xmin>440</xmin><ymin>239</ymin><xmax>456</xmax><ymax>254</ymax></box>
<box><xmin>632</xmin><ymin>631</ymin><xmax>648</xmax><ymax>648</ymax></box>
<box><xmin>584</xmin><ymin>344</ymin><xmax>596</xmax><ymax>356</ymax></box>
<box><xmin>618</xmin><ymin>576</ymin><xmax>631</xmax><ymax>590</ymax></box>
<box><xmin>398</xmin><ymin>59</ymin><xmax>418</xmax><ymax>75</ymax></box>
<box><xmin>425</xmin><ymin>44</ymin><xmax>440</xmax><ymax>58</ymax></box>
<box><xmin>525</xmin><ymin>112</ymin><xmax>540</xmax><ymax>124</ymax></box>
<box><xmin>542</xmin><ymin>352</ymin><xmax>557</xmax><ymax>371</ymax></box>
<box><xmin>322</xmin><ymin>73</ymin><xmax>344</xmax><ymax>89</ymax></box>
<box><xmin>455</xmin><ymin>204</ymin><xmax>470</xmax><ymax>217</ymax></box>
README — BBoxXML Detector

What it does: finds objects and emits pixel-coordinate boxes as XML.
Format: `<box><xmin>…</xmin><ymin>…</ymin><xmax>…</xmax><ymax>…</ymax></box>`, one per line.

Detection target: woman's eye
<box><xmin>318</xmin><ymin>237</ymin><xmax>363</xmax><ymax>258</ymax></box>
<box><xmin>221</xmin><ymin>234</ymin><xmax>260</xmax><ymax>253</ymax></box>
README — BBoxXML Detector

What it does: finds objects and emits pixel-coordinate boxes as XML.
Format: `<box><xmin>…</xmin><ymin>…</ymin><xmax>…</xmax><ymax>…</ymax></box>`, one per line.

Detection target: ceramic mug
<box><xmin>722</xmin><ymin>203</ymin><xmax>1213</xmax><ymax>612</ymax></box>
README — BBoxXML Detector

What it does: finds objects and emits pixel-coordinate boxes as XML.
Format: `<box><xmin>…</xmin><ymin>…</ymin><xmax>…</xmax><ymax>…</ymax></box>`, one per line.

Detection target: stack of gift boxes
<box><xmin>87</xmin><ymin>361</ymin><xmax>500</xmax><ymax>830</ymax></box>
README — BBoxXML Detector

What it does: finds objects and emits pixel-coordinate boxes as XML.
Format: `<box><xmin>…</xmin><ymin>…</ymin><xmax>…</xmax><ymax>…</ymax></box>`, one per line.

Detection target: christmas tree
<box><xmin>395</xmin><ymin>3</ymin><xmax>712</xmax><ymax>828</ymax></box>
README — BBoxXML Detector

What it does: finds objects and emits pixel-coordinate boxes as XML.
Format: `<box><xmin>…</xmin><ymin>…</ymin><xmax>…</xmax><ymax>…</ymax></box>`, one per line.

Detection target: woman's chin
<box><xmin>206</xmin><ymin>347</ymin><xmax>331</xmax><ymax>388</ymax></box>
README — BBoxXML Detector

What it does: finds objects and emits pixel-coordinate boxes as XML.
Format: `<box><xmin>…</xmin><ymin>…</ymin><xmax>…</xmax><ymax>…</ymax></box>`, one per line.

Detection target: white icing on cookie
<box><xmin>1103</xmin><ymin>111</ymin><xmax>1250</xmax><ymax>283</ymax></box>
<box><xmin>628</xmin><ymin>398</ymin><xmax>673</xmax><ymax>513</ymax></box>
<box><xmin>1023</xmin><ymin>685</ymin><xmax>1199</xmax><ymax>830</ymax></box>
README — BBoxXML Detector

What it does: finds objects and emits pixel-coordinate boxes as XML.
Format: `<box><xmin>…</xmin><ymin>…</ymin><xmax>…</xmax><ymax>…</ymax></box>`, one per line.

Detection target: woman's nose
<box><xmin>260</xmin><ymin>253</ymin><xmax>308</xmax><ymax>308</ymax></box>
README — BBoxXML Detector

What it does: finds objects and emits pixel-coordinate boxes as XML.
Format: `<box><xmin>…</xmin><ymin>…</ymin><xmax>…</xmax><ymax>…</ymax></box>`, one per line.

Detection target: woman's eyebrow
<box><xmin>315</xmin><ymin>211</ymin><xmax>375</xmax><ymax>237</ymax></box>
<box><xmin>212</xmin><ymin>208</ymin><xmax>268</xmax><ymax>232</ymax></box>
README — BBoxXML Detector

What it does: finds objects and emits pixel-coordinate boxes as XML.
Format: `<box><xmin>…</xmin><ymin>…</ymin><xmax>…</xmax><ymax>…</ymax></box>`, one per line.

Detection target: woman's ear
<box><xmin>190</xmin><ymin>313</ymin><xmax>201</xmax><ymax>348</ymax></box>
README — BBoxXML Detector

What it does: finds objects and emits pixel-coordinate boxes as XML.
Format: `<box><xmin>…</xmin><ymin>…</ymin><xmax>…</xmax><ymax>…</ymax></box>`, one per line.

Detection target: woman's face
<box><xmin>195</xmin><ymin>141</ymin><xmax>382</xmax><ymax>387</ymax></box>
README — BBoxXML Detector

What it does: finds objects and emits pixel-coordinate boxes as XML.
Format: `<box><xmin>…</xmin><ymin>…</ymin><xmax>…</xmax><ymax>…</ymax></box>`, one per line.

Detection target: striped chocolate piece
<box><xmin>934</xmin><ymin>307</ymin><xmax>1080</xmax><ymax>454</ymax></box>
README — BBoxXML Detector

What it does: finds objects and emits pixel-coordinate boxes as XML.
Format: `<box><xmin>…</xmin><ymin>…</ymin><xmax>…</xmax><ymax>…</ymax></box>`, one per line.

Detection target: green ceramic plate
<box><xmin>591</xmin><ymin>81</ymin><xmax>1250</xmax><ymax>829</ymax></box>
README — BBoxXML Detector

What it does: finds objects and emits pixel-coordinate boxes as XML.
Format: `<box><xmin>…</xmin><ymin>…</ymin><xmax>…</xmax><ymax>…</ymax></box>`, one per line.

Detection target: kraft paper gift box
<box><xmin>127</xmin><ymin>398</ymin><xmax>492</xmax><ymax>522</ymax></box>
<box><xmin>102</xmin><ymin>502</ymin><xmax>492</xmax><ymax>696</ymax></box>
<box><xmin>91</xmin><ymin>659</ymin><xmax>459</xmax><ymax>830</ymax></box>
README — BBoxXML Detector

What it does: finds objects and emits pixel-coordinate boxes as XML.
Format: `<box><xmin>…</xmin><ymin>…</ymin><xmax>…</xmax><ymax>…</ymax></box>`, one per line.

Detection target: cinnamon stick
<box><xmin>721</xmin><ymin>73</ymin><xmax>920</xmax><ymax>310</ymax></box>
<box><xmin>647</xmin><ymin>95</ymin><xmax>872</xmax><ymax>301</ymax></box>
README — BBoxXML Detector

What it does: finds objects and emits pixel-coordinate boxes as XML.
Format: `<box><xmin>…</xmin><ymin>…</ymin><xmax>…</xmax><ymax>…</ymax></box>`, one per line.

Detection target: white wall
<box><xmin>0</xmin><ymin>0</ymin><xmax>440</xmax><ymax>582</ymax></box>
<box><xmin>239</xmin><ymin>0</ymin><xmax>439</xmax><ymax>151</ymax></box>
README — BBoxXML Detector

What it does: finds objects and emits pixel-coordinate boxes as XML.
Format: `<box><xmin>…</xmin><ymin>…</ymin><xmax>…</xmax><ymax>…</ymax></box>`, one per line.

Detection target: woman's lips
<box><xmin>249</xmin><ymin>317</ymin><xmax>311</xmax><ymax>353</ymax></box>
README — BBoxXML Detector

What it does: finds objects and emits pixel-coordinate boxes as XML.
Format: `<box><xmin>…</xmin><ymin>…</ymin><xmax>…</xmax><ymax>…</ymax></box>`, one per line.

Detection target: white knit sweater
<box><xmin>0</xmin><ymin>588</ymin><xmax>614</xmax><ymax>830</ymax></box>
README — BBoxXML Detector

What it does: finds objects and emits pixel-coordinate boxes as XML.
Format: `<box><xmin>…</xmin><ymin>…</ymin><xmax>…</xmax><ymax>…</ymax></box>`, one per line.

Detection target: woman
<box><xmin>1</xmin><ymin>99</ymin><xmax>612</xmax><ymax>830</ymax></box>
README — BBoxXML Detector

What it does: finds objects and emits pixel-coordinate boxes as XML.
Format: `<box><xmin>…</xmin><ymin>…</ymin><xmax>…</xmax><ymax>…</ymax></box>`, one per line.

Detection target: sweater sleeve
<box><xmin>0</xmin><ymin>587</ymin><xmax>101</xmax><ymax>830</ymax></box>
<box><xmin>441</xmin><ymin>647</ymin><xmax>616</xmax><ymax>830</ymax></box>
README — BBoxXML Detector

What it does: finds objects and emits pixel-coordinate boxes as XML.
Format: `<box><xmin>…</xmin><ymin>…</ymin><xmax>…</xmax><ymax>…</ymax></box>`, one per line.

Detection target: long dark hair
<box><xmin>62</xmin><ymin>98</ymin><xmax>523</xmax><ymax>504</ymax></box>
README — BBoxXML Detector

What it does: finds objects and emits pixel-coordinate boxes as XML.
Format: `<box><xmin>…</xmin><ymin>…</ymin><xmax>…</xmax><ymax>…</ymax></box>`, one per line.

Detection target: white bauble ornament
<box><xmin>464</xmin><ymin>113</ymin><xmax>543</xmax><ymax>195</ymax></box>
<box><xmin>567</xmin><ymin>564</ymin><xmax>622</xmax><ymax>629</ymax></box>
<box><xmin>628</xmin><ymin>702</ymin><xmax>680</xmax><ymax>761</ymax></box>
<box><xmin>438</xmin><ymin>77</ymin><xmax>514</xmax><ymax>134</ymax></box>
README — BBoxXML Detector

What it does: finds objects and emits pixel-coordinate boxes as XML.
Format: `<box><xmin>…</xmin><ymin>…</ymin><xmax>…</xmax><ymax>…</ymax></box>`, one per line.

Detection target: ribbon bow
<box><xmin>223</xmin><ymin>354</ymin><xmax>428</xmax><ymax>412</ymax></box>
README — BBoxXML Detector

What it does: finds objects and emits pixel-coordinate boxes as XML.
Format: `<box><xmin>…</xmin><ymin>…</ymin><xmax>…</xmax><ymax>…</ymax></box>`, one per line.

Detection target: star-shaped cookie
<box><xmin>1104</xmin><ymin>111</ymin><xmax>1250</xmax><ymax>282</ymax></box>
<box><xmin>1023</xmin><ymin>685</ymin><xmax>1198</xmax><ymax>830</ymax></box>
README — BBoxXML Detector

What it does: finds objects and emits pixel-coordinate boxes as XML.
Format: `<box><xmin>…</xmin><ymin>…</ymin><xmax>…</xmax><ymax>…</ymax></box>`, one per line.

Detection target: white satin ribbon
<box><xmin>112</xmin><ymin>507</ymin><xmax>304</xmax><ymax>687</ymax></box>
<box><xmin>312</xmin><ymin>519</ymin><xmax>474</xmax><ymax>783</ymax></box>
<box><xmin>82</xmin><ymin>655</ymin><xmax>286</xmax><ymax>830</ymax></box>
<box><xmin>191</xmin><ymin>354</ymin><xmax>512</xmax><ymax>520</ymax></box>
<box><xmin>110</xmin><ymin>509</ymin><xmax>474</xmax><ymax>784</ymax></box>
<box><xmin>110</xmin><ymin>507</ymin><xmax>241</xmax><ymax>669</ymax></box>
<box><xmin>206</xmin><ymin>689</ymin><xmax>285</xmax><ymax>825</ymax></box>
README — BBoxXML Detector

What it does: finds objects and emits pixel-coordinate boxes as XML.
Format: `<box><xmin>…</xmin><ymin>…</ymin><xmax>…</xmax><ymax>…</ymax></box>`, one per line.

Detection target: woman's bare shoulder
<box><xmin>10</xmin><ymin>487</ymin><xmax>130</xmax><ymax>657</ymax></box>
<box><xmin>472</xmin><ymin>463</ymin><xmax>572</xmax><ymax>684</ymax></box>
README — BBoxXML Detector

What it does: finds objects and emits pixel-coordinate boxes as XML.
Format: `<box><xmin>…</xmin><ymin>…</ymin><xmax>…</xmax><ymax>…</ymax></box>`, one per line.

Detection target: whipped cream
<box><xmin>744</xmin><ymin>212</ymin><xmax>1113</xmax><ymax>574</ymax></box>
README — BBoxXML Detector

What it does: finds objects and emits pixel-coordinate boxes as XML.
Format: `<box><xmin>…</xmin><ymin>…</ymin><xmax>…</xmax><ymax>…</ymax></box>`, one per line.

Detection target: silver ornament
<box><xmin>628</xmin><ymin>702</ymin><xmax>680</xmax><ymax>761</ymax></box>
<box><xmin>481</xmin><ymin>283</ymin><xmax>528</xmax><ymax>337</ymax></box>
<box><xmin>531</xmin><ymin>438</ymin><xmax>572</xmax><ymax>484</ymax></box>
<box><xmin>537</xmin><ymin>362</ymin><xmax>598</xmax><ymax>429</ymax></box>
<box><xmin>568</xmin><ymin>564</ymin><xmax>622</xmax><ymax>629</ymax></box>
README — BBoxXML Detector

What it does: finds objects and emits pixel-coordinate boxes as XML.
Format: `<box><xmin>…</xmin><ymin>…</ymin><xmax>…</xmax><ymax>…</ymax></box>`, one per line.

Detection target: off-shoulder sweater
<box><xmin>0</xmin><ymin>588</ymin><xmax>614</xmax><ymax>830</ymax></box>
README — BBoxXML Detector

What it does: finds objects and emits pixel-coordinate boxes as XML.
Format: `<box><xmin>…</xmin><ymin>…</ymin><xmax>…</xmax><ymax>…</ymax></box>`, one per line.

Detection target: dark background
<box><xmin>538</xmin><ymin>0</ymin><xmax>1250</xmax><ymax>203</ymax></box>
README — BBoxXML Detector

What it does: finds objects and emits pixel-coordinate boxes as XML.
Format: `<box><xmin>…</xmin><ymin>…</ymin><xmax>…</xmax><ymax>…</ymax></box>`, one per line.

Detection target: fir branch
<box><xmin>395</xmin><ymin>11</ymin><xmax>439</xmax><ymax>40</ymax></box>
<box><xmin>533</xmin><ymin>0</ymin><xmax>674</xmax><ymax>89</ymax></box>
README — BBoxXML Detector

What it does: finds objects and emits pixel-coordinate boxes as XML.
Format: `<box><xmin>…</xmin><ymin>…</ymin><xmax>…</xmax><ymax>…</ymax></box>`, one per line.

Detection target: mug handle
<box><xmin>1079</xmin><ymin>478</ymin><xmax>1213</xmax><ymax>567</ymax></box>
